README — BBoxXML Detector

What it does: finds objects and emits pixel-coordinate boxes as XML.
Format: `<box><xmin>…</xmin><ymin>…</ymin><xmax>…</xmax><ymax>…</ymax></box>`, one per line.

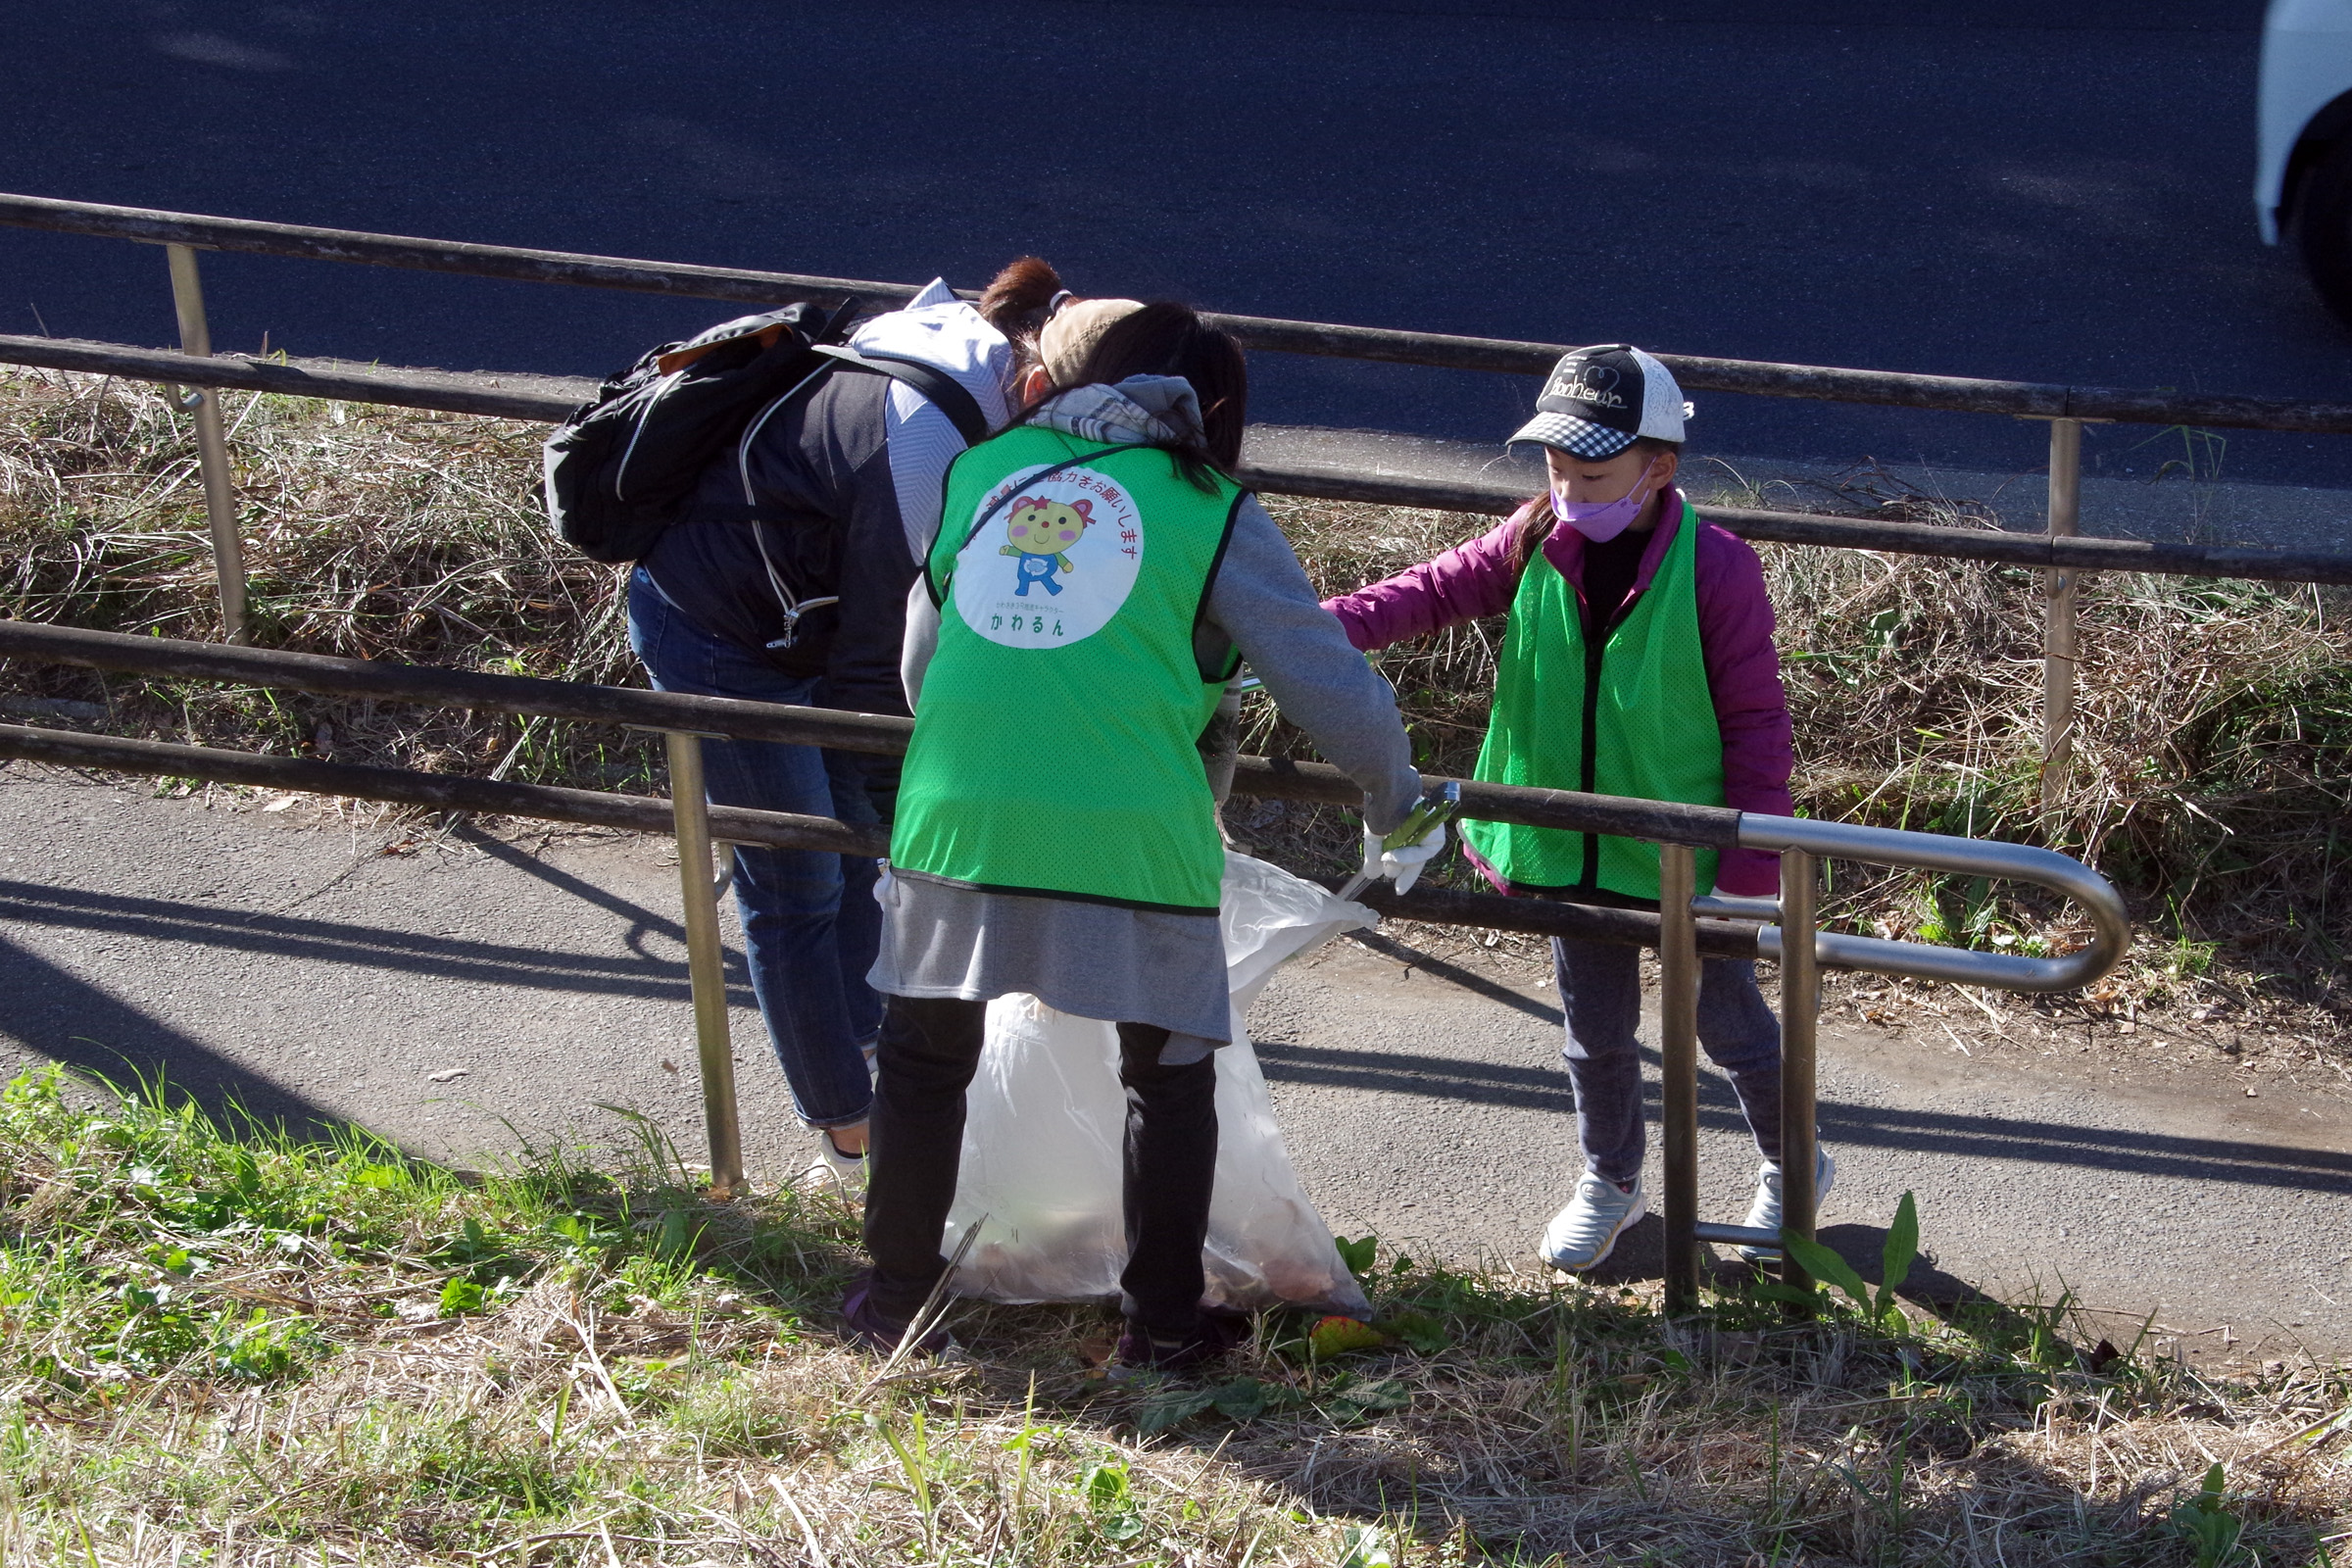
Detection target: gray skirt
<box><xmin>868</xmin><ymin>867</ymin><xmax>1234</xmax><ymax>1044</ymax></box>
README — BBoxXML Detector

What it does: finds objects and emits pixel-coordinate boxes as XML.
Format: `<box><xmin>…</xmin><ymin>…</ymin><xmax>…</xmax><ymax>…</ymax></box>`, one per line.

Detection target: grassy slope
<box><xmin>2</xmin><ymin>1070</ymin><xmax>2345</xmax><ymax>1567</ymax></box>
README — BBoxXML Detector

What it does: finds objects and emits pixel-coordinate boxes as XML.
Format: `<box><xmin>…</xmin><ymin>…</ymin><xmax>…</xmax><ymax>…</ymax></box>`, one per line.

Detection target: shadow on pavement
<box><xmin>0</xmin><ymin>928</ymin><xmax>357</xmax><ymax>1143</ymax></box>
<box><xmin>1347</xmin><ymin>931</ymin><xmax>1565</xmax><ymax>1028</ymax></box>
<box><xmin>454</xmin><ymin>824</ymin><xmax>687</xmax><ymax>963</ymax></box>
<box><xmin>1256</xmin><ymin>1028</ymin><xmax>2352</xmax><ymax>1198</ymax></box>
<box><xmin>0</xmin><ymin>876</ymin><xmax>751</xmax><ymax>1004</ymax></box>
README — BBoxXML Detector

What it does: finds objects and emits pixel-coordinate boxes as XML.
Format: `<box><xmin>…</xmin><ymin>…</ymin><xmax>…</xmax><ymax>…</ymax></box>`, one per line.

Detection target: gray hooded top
<box><xmin>872</xmin><ymin>376</ymin><xmax>1420</xmax><ymax>1047</ymax></box>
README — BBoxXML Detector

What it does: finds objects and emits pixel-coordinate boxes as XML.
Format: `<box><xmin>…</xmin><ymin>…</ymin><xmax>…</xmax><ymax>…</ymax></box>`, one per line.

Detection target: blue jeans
<box><xmin>628</xmin><ymin>569</ymin><xmax>881</xmax><ymax>1130</ymax></box>
<box><xmin>1553</xmin><ymin>938</ymin><xmax>1784</xmax><ymax>1185</ymax></box>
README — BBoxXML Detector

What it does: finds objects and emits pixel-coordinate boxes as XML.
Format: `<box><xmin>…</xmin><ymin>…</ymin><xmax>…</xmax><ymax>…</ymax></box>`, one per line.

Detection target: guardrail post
<box><xmin>1658</xmin><ymin>842</ymin><xmax>1700</xmax><ymax>1313</ymax></box>
<box><xmin>1777</xmin><ymin>847</ymin><xmax>1820</xmax><ymax>1318</ymax></box>
<box><xmin>2041</xmin><ymin>417</ymin><xmax>2082</xmax><ymax>799</ymax></box>
<box><xmin>164</xmin><ymin>245</ymin><xmax>250</xmax><ymax>646</ymax></box>
<box><xmin>665</xmin><ymin>730</ymin><xmax>746</xmax><ymax>1195</ymax></box>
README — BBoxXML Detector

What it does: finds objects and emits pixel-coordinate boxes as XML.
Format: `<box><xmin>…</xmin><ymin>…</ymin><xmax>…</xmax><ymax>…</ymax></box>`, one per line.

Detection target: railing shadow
<box><xmin>0</xmin><ymin>927</ymin><xmax>358</xmax><ymax>1142</ymax></box>
<box><xmin>1252</xmin><ymin>1034</ymin><xmax>2352</xmax><ymax>1198</ymax></box>
<box><xmin>0</xmin><ymin>875</ymin><xmax>753</xmax><ymax>1004</ymax></box>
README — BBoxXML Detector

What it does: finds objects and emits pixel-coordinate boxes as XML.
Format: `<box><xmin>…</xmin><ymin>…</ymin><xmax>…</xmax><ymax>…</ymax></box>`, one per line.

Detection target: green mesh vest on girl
<box><xmin>1460</xmin><ymin>500</ymin><xmax>1725</xmax><ymax>900</ymax></box>
<box><xmin>889</xmin><ymin>424</ymin><xmax>1244</xmax><ymax>914</ymax></box>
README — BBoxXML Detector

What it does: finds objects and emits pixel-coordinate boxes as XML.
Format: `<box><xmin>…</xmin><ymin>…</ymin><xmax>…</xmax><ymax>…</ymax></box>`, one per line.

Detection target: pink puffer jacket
<box><xmin>1320</xmin><ymin>488</ymin><xmax>1794</xmax><ymax>897</ymax></box>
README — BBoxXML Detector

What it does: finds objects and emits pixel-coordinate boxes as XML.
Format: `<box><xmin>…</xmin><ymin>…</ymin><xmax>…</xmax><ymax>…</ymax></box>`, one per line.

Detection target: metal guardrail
<box><xmin>11</xmin><ymin>190</ymin><xmax>2352</xmax><ymax>785</ymax></box>
<box><xmin>0</xmin><ymin>614</ymin><xmax>2132</xmax><ymax>982</ymax></box>
<box><xmin>0</xmin><ymin>197</ymin><xmax>2162</xmax><ymax>1296</ymax></box>
<box><xmin>0</xmin><ymin>618</ymin><xmax>2131</xmax><ymax>1300</ymax></box>
<box><xmin>10</xmin><ymin>191</ymin><xmax>2352</xmax><ymax>435</ymax></box>
<box><xmin>9</xmin><ymin>333</ymin><xmax>2351</xmax><ymax>590</ymax></box>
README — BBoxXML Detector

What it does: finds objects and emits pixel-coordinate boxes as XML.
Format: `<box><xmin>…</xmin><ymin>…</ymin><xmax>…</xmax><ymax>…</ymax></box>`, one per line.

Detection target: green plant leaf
<box><xmin>1338</xmin><ymin>1524</ymin><xmax>1396</xmax><ymax>1568</ymax></box>
<box><xmin>1333</xmin><ymin>1234</ymin><xmax>1378</xmax><ymax>1275</ymax></box>
<box><xmin>1881</xmin><ymin>1191</ymin><xmax>1919</xmax><ymax>1296</ymax></box>
<box><xmin>1748</xmin><ymin>1281</ymin><xmax>1823</xmax><ymax>1305</ymax></box>
<box><xmin>1379</xmin><ymin>1309</ymin><xmax>1449</xmax><ymax>1354</ymax></box>
<box><xmin>437</xmin><ymin>1278</ymin><xmax>484</xmax><ymax>1316</ymax></box>
<box><xmin>1080</xmin><ymin>1460</ymin><xmax>1131</xmax><ymax>1511</ymax></box>
<box><xmin>1779</xmin><ymin>1229</ymin><xmax>1870</xmax><ymax>1309</ymax></box>
<box><xmin>1134</xmin><ymin>1387</ymin><xmax>1216</xmax><ymax>1434</ymax></box>
<box><xmin>1210</xmin><ymin>1377</ymin><xmax>1269</xmax><ymax>1422</ymax></box>
<box><xmin>1330</xmin><ymin>1377</ymin><xmax>1410</xmax><ymax>1416</ymax></box>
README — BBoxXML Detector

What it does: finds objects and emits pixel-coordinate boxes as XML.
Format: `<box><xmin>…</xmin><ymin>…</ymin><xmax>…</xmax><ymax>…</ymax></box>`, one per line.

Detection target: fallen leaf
<box><xmin>262</xmin><ymin>795</ymin><xmax>297</xmax><ymax>813</ymax></box>
<box><xmin>660</xmin><ymin>1058</ymin><xmax>679</xmax><ymax>1074</ymax></box>
<box><xmin>427</xmin><ymin>1067</ymin><xmax>469</xmax><ymax>1084</ymax></box>
<box><xmin>1309</xmin><ymin>1316</ymin><xmax>1391</xmax><ymax>1358</ymax></box>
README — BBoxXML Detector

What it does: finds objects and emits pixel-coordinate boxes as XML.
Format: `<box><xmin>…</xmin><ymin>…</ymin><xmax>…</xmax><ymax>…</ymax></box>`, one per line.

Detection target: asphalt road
<box><xmin>9</xmin><ymin>1</ymin><xmax>2352</xmax><ymax>501</ymax></box>
<box><xmin>5</xmin><ymin>765</ymin><xmax>2345</xmax><ymax>1370</ymax></box>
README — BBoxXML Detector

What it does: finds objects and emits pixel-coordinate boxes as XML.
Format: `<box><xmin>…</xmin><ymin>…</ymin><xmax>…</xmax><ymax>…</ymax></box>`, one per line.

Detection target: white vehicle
<box><xmin>2260</xmin><ymin>0</ymin><xmax>2352</xmax><ymax>321</ymax></box>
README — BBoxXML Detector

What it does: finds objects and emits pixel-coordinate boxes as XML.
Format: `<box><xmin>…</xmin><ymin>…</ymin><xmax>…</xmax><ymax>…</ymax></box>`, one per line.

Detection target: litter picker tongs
<box><xmin>1335</xmin><ymin>778</ymin><xmax>1461</xmax><ymax>903</ymax></box>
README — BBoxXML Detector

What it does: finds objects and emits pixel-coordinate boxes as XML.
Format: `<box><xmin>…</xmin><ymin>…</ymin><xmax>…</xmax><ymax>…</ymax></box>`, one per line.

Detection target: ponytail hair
<box><xmin>977</xmin><ymin>257</ymin><xmax>1064</xmax><ymax>369</ymax></box>
<box><xmin>1055</xmin><ymin>302</ymin><xmax>1249</xmax><ymax>491</ymax></box>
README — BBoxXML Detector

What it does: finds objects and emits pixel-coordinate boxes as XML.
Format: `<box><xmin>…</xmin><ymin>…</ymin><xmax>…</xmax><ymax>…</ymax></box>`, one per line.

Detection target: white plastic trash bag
<box><xmin>942</xmin><ymin>852</ymin><xmax>1375</xmax><ymax>1314</ymax></box>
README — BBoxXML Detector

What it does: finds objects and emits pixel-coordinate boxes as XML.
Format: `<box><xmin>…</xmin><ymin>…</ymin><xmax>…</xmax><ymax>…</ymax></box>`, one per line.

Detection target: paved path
<box><xmin>16</xmin><ymin>1</ymin><xmax>2352</xmax><ymax>521</ymax></box>
<box><xmin>4</xmin><ymin>764</ymin><xmax>2346</xmax><ymax>1370</ymax></box>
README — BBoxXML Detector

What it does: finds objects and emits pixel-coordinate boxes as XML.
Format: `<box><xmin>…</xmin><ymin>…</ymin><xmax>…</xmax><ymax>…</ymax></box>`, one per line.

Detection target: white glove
<box><xmin>1361</xmin><ymin>822</ymin><xmax>1447</xmax><ymax>895</ymax></box>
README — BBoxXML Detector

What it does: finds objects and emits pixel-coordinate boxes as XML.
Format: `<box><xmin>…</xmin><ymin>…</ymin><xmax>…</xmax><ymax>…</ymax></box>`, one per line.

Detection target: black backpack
<box><xmin>543</xmin><ymin>299</ymin><xmax>992</xmax><ymax>564</ymax></box>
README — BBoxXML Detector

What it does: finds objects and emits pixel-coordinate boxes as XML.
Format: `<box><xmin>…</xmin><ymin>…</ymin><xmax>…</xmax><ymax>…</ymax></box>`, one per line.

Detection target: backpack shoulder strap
<box><xmin>813</xmin><ymin>345</ymin><xmax>991</xmax><ymax>446</ymax></box>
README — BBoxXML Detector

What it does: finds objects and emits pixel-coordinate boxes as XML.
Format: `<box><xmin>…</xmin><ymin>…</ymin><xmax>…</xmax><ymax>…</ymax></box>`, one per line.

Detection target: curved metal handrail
<box><xmin>1734</xmin><ymin>814</ymin><xmax>2131</xmax><ymax>995</ymax></box>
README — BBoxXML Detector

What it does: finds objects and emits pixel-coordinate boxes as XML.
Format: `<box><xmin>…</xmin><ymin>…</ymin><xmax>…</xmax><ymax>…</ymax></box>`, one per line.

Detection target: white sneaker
<box><xmin>1540</xmin><ymin>1171</ymin><xmax>1647</xmax><ymax>1272</ymax></box>
<box><xmin>1736</xmin><ymin>1148</ymin><xmax>1837</xmax><ymax>1260</ymax></box>
<box><xmin>804</xmin><ymin>1129</ymin><xmax>868</xmax><ymax>1194</ymax></box>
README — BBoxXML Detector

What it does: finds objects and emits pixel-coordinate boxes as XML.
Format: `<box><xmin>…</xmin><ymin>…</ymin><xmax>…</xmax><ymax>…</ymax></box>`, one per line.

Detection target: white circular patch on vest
<box><xmin>951</xmin><ymin>464</ymin><xmax>1143</xmax><ymax>649</ymax></box>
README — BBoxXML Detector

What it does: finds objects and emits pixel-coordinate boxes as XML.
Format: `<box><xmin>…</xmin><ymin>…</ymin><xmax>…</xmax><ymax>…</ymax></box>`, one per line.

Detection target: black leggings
<box><xmin>860</xmin><ymin>995</ymin><xmax>1219</xmax><ymax>1336</ymax></box>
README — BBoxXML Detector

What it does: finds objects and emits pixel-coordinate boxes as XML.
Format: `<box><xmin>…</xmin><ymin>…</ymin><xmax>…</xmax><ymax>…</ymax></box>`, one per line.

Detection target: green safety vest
<box><xmin>889</xmin><ymin>423</ymin><xmax>1244</xmax><ymax>913</ymax></box>
<box><xmin>1461</xmin><ymin>500</ymin><xmax>1724</xmax><ymax>900</ymax></box>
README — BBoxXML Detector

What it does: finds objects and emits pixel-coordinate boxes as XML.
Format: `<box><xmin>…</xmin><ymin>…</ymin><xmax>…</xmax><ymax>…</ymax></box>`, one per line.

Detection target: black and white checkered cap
<box><xmin>1507</xmin><ymin>345</ymin><xmax>1690</xmax><ymax>459</ymax></box>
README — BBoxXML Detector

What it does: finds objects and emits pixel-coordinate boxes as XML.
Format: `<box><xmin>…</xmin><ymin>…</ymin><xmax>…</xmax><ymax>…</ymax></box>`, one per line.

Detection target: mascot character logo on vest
<box><xmin>1000</xmin><ymin>495</ymin><xmax>1093</xmax><ymax>597</ymax></box>
<box><xmin>955</xmin><ymin>466</ymin><xmax>1145</xmax><ymax>651</ymax></box>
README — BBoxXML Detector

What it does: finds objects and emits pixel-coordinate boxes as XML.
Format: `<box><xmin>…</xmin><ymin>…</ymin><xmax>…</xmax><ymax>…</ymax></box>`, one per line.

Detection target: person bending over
<box><xmin>847</xmin><ymin>299</ymin><xmax>1434</xmax><ymax>1368</ymax></box>
<box><xmin>629</xmin><ymin>260</ymin><xmax>1064</xmax><ymax>1186</ymax></box>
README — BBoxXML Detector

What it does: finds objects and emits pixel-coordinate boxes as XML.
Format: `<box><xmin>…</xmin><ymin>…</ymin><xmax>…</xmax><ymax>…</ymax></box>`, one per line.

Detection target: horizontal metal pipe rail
<box><xmin>11</xmin><ymin>191</ymin><xmax>2352</xmax><ymax>433</ymax></box>
<box><xmin>0</xmin><ymin>617</ymin><xmax>2130</xmax><ymax>992</ymax></box>
<box><xmin>0</xmin><ymin>617</ymin><xmax>1741</xmax><ymax>846</ymax></box>
<box><xmin>9</xmin><ymin>333</ymin><xmax>2351</xmax><ymax>587</ymax></box>
<box><xmin>1739</xmin><ymin>815</ymin><xmax>2126</xmax><ymax>995</ymax></box>
<box><xmin>0</xmin><ymin>625</ymin><xmax>2131</xmax><ymax>1234</ymax></box>
<box><xmin>0</xmin><ymin>720</ymin><xmax>889</xmax><ymax>857</ymax></box>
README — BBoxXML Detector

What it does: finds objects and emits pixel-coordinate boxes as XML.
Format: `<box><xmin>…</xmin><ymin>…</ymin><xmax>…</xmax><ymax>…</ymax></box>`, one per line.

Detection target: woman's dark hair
<box><xmin>1058</xmin><ymin>302</ymin><xmax>1249</xmax><ymax>491</ymax></box>
<box><xmin>977</xmin><ymin>257</ymin><xmax>1064</xmax><ymax>368</ymax></box>
<box><xmin>1511</xmin><ymin>435</ymin><xmax>1686</xmax><ymax>572</ymax></box>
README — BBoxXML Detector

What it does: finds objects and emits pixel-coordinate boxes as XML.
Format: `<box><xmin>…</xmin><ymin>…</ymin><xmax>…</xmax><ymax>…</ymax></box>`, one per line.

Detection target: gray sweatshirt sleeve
<box><xmin>1203</xmin><ymin>495</ymin><xmax>1421</xmax><ymax>834</ymax></box>
<box><xmin>901</xmin><ymin>577</ymin><xmax>941</xmax><ymax>710</ymax></box>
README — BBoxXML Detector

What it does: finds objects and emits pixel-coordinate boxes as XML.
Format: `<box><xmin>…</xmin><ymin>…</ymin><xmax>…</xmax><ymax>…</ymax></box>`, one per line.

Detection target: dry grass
<box><xmin>0</xmin><ymin>368</ymin><xmax>651</xmax><ymax>792</ymax></box>
<box><xmin>3</xmin><ymin>1069</ymin><xmax>2345</xmax><ymax>1567</ymax></box>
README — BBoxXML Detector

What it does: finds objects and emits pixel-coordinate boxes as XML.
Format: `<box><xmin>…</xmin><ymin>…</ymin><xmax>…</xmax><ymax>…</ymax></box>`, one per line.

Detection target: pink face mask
<box><xmin>1551</xmin><ymin>460</ymin><xmax>1660</xmax><ymax>543</ymax></box>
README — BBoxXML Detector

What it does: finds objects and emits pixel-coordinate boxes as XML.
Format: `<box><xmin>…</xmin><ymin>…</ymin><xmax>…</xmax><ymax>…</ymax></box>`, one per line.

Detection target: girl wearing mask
<box><xmin>1321</xmin><ymin>344</ymin><xmax>1829</xmax><ymax>1273</ymax></box>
